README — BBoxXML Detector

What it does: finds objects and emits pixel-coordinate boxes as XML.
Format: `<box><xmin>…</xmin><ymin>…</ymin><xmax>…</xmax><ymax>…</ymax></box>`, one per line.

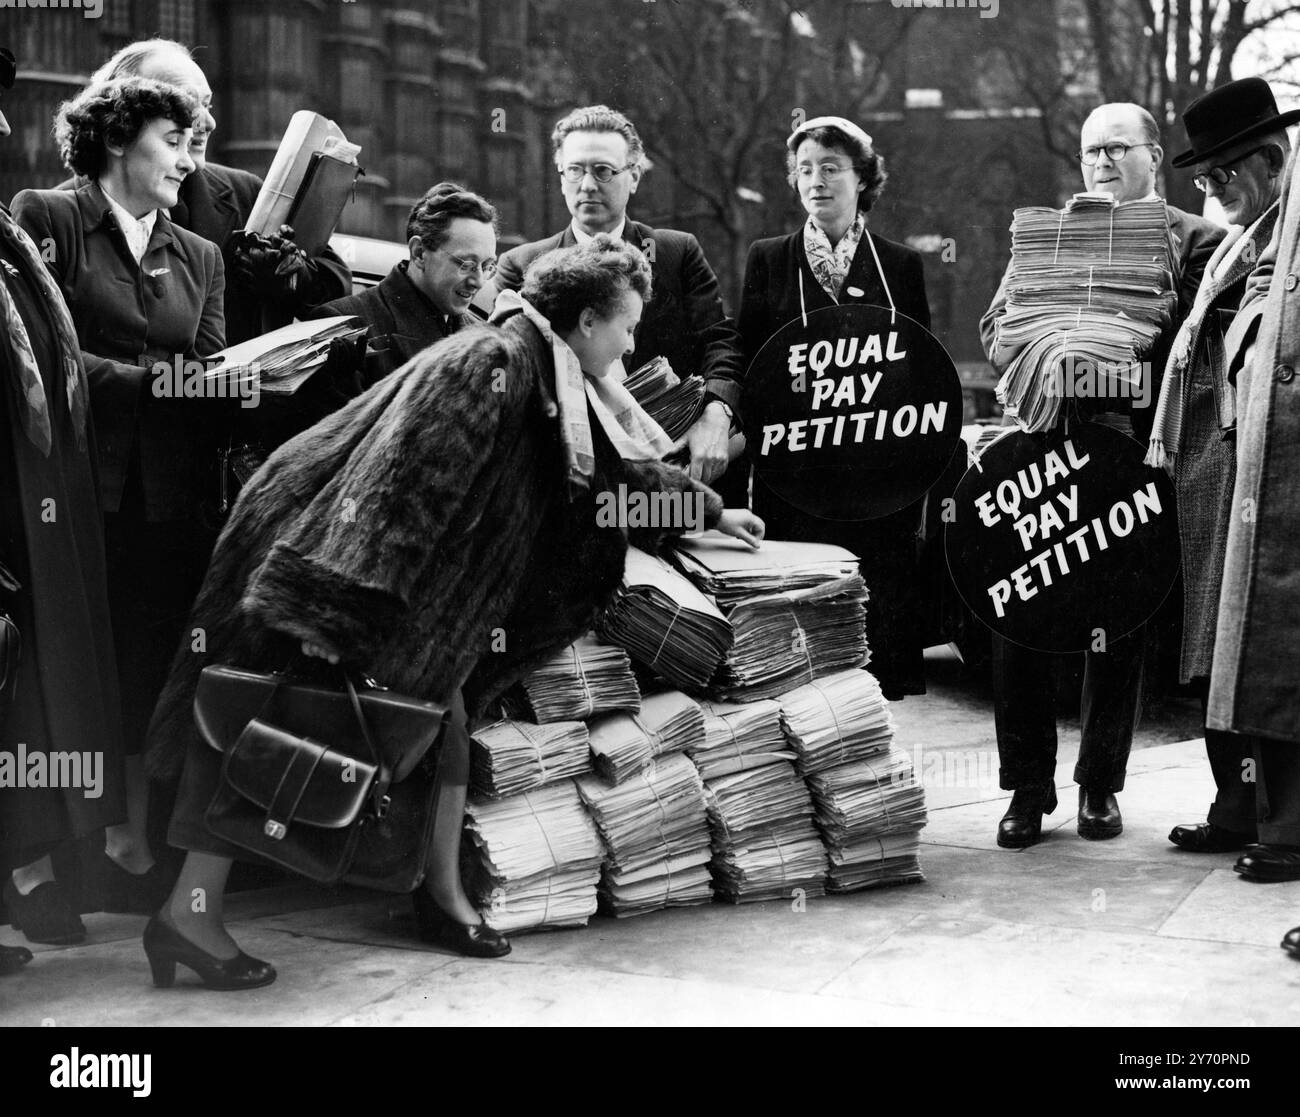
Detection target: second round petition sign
<box><xmin>746</xmin><ymin>304</ymin><xmax>964</xmax><ymax>520</ymax></box>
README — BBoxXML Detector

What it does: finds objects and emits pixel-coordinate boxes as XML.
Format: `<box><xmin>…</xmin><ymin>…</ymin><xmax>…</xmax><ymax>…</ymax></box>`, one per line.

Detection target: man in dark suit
<box><xmin>73</xmin><ymin>39</ymin><xmax>349</xmax><ymax>345</ymax></box>
<box><xmin>492</xmin><ymin>105</ymin><xmax>743</xmax><ymax>483</ymax></box>
<box><xmin>979</xmin><ymin>102</ymin><xmax>1223</xmax><ymax>849</ymax></box>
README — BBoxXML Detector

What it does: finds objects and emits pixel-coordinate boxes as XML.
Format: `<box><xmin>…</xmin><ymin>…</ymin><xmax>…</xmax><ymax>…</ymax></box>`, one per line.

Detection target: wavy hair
<box><xmin>405</xmin><ymin>181</ymin><xmax>499</xmax><ymax>249</ymax></box>
<box><xmin>521</xmin><ymin>234</ymin><xmax>653</xmax><ymax>335</ymax></box>
<box><xmin>55</xmin><ymin>77</ymin><xmax>198</xmax><ymax>178</ymax></box>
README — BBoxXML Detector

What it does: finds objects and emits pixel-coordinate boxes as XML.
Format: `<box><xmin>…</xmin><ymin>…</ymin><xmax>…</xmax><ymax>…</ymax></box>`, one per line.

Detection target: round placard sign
<box><xmin>944</xmin><ymin>423</ymin><xmax>1180</xmax><ymax>653</ymax></box>
<box><xmin>745</xmin><ymin>304</ymin><xmax>964</xmax><ymax>520</ymax></box>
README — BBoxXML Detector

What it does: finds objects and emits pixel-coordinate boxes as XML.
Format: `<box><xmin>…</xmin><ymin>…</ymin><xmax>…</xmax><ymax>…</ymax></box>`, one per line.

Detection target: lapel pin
<box><xmin>846</xmin><ymin>285</ymin><xmax>865</xmax><ymax>298</ymax></box>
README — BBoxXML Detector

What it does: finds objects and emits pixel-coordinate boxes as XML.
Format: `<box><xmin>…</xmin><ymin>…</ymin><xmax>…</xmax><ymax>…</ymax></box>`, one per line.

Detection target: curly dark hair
<box><xmin>550</xmin><ymin>104</ymin><xmax>646</xmax><ymax>171</ymax></box>
<box><xmin>786</xmin><ymin>124</ymin><xmax>888</xmax><ymax>213</ymax></box>
<box><xmin>405</xmin><ymin>181</ymin><xmax>499</xmax><ymax>248</ymax></box>
<box><xmin>55</xmin><ymin>77</ymin><xmax>199</xmax><ymax>179</ymax></box>
<box><xmin>521</xmin><ymin>234</ymin><xmax>653</xmax><ymax>335</ymax></box>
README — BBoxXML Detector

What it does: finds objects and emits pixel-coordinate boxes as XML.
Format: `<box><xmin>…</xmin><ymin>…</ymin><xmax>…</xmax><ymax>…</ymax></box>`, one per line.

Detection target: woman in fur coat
<box><xmin>141</xmin><ymin>235</ymin><xmax>764</xmax><ymax>990</ymax></box>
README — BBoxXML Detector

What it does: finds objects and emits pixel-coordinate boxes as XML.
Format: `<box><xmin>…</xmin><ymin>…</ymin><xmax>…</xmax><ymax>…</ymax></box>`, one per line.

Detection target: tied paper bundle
<box><xmin>462</xmin><ymin>781</ymin><xmax>606</xmax><ymax>933</ymax></box>
<box><xmin>585</xmin><ymin>690</ymin><xmax>705</xmax><ymax>785</ymax></box>
<box><xmin>674</xmin><ymin>532</ymin><xmax>861</xmax><ymax>608</ymax></box>
<box><xmin>990</xmin><ymin>194</ymin><xmax>1177</xmax><ymax>432</ymax></box>
<box><xmin>704</xmin><ymin>760</ymin><xmax>816</xmax><ymax>845</ymax></box>
<box><xmin>689</xmin><ymin>698</ymin><xmax>794</xmax><ymax>780</ymax></box>
<box><xmin>469</xmin><ymin>719</ymin><xmax>591</xmax><ymax>799</ymax></box>
<box><xmin>518</xmin><ymin>634</ymin><xmax>640</xmax><ymax>723</ymax></box>
<box><xmin>576</xmin><ymin>753</ymin><xmax>713</xmax><ymax>917</ymax></box>
<box><xmin>712</xmin><ymin>576</ymin><xmax>869</xmax><ymax>701</ymax></box>
<box><xmin>202</xmin><ymin>316</ymin><xmax>367</xmax><ymax>396</ymax></box>
<box><xmin>622</xmin><ymin>356</ymin><xmax>706</xmax><ymax>441</ymax></box>
<box><xmin>809</xmin><ymin>748</ymin><xmax>927</xmax><ymax>892</ymax></box>
<box><xmin>779</xmin><ymin>667</ymin><xmax>895</xmax><ymax>775</ymax></box>
<box><xmin>599</xmin><ymin>547</ymin><xmax>732</xmax><ymax>692</ymax></box>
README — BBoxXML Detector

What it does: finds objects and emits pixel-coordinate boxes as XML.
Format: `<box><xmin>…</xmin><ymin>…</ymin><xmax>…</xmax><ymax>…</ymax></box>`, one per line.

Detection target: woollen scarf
<box><xmin>0</xmin><ymin>203</ymin><xmax>88</xmax><ymax>456</ymax></box>
<box><xmin>493</xmin><ymin>290</ymin><xmax>675</xmax><ymax>498</ymax></box>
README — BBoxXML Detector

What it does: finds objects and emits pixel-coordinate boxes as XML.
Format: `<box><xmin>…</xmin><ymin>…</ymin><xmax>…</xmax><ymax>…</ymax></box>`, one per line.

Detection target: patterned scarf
<box><xmin>0</xmin><ymin>204</ymin><xmax>88</xmax><ymax>456</ymax></box>
<box><xmin>493</xmin><ymin>290</ymin><xmax>675</xmax><ymax>498</ymax></box>
<box><xmin>803</xmin><ymin>211</ymin><xmax>865</xmax><ymax>301</ymax></box>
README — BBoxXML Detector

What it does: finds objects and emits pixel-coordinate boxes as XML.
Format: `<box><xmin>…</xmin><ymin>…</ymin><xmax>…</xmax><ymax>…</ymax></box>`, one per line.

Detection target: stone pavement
<box><xmin>3</xmin><ymin>654</ymin><xmax>1299</xmax><ymax>1026</ymax></box>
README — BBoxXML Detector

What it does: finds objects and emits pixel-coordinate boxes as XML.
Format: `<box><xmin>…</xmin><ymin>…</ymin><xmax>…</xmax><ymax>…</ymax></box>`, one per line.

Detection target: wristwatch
<box><xmin>708</xmin><ymin>398</ymin><xmax>737</xmax><ymax>431</ymax></box>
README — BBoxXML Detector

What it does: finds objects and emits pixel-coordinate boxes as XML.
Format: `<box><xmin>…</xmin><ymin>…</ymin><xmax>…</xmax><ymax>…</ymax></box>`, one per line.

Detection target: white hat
<box><xmin>787</xmin><ymin>115</ymin><xmax>874</xmax><ymax>154</ymax></box>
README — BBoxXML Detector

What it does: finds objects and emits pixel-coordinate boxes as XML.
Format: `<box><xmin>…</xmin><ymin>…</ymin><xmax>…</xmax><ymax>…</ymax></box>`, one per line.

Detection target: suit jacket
<box><xmin>1164</xmin><ymin>205</ymin><xmax>1279</xmax><ymax>682</ymax></box>
<box><xmin>11</xmin><ymin>182</ymin><xmax>226</xmax><ymax>519</ymax></box>
<box><xmin>1210</xmin><ymin>158</ymin><xmax>1300</xmax><ymax>743</ymax></box>
<box><xmin>60</xmin><ymin>163</ymin><xmax>351</xmax><ymax>345</ymax></box>
<box><xmin>979</xmin><ymin>203</ymin><xmax>1224</xmax><ymax>444</ymax></box>
<box><xmin>495</xmin><ymin>220</ymin><xmax>745</xmax><ymax>418</ymax></box>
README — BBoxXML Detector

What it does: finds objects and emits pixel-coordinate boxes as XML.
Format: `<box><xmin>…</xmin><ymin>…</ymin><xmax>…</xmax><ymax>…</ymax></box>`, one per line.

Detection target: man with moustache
<box><xmin>492</xmin><ymin>105</ymin><xmax>744</xmax><ymax>484</ymax></box>
<box><xmin>979</xmin><ymin>102</ymin><xmax>1223</xmax><ymax>849</ymax></box>
<box><xmin>1149</xmin><ymin>79</ymin><xmax>1293</xmax><ymax>858</ymax></box>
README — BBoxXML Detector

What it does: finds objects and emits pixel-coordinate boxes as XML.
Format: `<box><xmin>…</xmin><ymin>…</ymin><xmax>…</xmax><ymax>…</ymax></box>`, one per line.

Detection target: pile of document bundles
<box><xmin>517</xmin><ymin>634</ymin><xmax>641</xmax><ymax>723</ymax></box>
<box><xmin>585</xmin><ymin>690</ymin><xmax>705</xmax><ymax>785</ymax></box>
<box><xmin>674</xmin><ymin>536</ymin><xmax>862</xmax><ymax>608</ymax></box>
<box><xmin>202</xmin><ymin>315</ymin><xmax>367</xmax><ymax>396</ymax></box>
<box><xmin>622</xmin><ymin>356</ymin><xmax>706</xmax><ymax>440</ymax></box>
<box><xmin>599</xmin><ymin>547</ymin><xmax>732</xmax><ymax>692</ymax></box>
<box><xmin>988</xmin><ymin>193</ymin><xmax>1178</xmax><ymax>432</ymax></box>
<box><xmin>462</xmin><ymin>781</ymin><xmax>606</xmax><ymax>933</ymax></box>
<box><xmin>576</xmin><ymin>753</ymin><xmax>713</xmax><ymax>917</ymax></box>
<box><xmin>778</xmin><ymin>668</ymin><xmax>896</xmax><ymax>775</ymax></box>
<box><xmin>469</xmin><ymin>718</ymin><xmax>592</xmax><ymax>799</ymax></box>
<box><xmin>807</xmin><ymin>751</ymin><xmax>928</xmax><ymax>891</ymax></box>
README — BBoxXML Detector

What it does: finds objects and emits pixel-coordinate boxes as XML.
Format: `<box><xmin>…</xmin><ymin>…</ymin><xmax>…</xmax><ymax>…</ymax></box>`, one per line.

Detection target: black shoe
<box><xmin>997</xmin><ymin>782</ymin><xmax>1058</xmax><ymax>849</ymax></box>
<box><xmin>142</xmin><ymin>913</ymin><xmax>276</xmax><ymax>991</ymax></box>
<box><xmin>0</xmin><ymin>943</ymin><xmax>33</xmax><ymax>975</ymax></box>
<box><xmin>3</xmin><ymin>878</ymin><xmax>85</xmax><ymax>946</ymax></box>
<box><xmin>101</xmin><ymin>854</ymin><xmax>174</xmax><ymax>915</ymax></box>
<box><xmin>1078</xmin><ymin>786</ymin><xmax>1123</xmax><ymax>840</ymax></box>
<box><xmin>411</xmin><ymin>889</ymin><xmax>511</xmax><ymax>958</ymax></box>
<box><xmin>1282</xmin><ymin>926</ymin><xmax>1300</xmax><ymax>959</ymax></box>
<box><xmin>1234</xmin><ymin>845</ymin><xmax>1300</xmax><ymax>883</ymax></box>
<box><xmin>1168</xmin><ymin>822</ymin><xmax>1254</xmax><ymax>853</ymax></box>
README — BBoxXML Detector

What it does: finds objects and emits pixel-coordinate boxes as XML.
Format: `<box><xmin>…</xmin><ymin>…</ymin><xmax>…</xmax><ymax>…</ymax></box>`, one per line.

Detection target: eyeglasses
<box><xmin>1193</xmin><ymin>146</ymin><xmax>1269</xmax><ymax>192</ymax></box>
<box><xmin>560</xmin><ymin>163</ymin><xmax>635</xmax><ymax>184</ymax></box>
<box><xmin>795</xmin><ymin>161</ymin><xmax>855</xmax><ymax>180</ymax></box>
<box><xmin>1076</xmin><ymin>141</ymin><xmax>1156</xmax><ymax>165</ymax></box>
<box><xmin>433</xmin><ymin>249</ymin><xmax>497</xmax><ymax>278</ymax></box>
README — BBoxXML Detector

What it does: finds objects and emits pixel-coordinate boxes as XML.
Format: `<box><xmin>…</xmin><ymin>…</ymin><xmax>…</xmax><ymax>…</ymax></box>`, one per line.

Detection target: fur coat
<box><xmin>144</xmin><ymin>312</ymin><xmax>722</xmax><ymax>781</ymax></box>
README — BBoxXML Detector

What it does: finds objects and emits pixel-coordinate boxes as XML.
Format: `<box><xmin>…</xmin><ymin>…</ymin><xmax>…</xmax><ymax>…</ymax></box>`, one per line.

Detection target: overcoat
<box><xmin>1210</xmin><ymin>158</ymin><xmax>1300</xmax><ymax>743</ymax></box>
<box><xmin>144</xmin><ymin>312</ymin><xmax>723</xmax><ymax>793</ymax></box>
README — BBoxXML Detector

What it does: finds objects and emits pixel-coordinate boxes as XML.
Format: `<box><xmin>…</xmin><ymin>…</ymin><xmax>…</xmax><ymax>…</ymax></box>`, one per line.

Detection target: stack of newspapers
<box><xmin>779</xmin><ymin>668</ymin><xmax>927</xmax><ymax>890</ymax></box>
<box><xmin>463</xmin><ymin>781</ymin><xmax>606</xmax><ymax>933</ymax></box>
<box><xmin>990</xmin><ymin>193</ymin><xmax>1177</xmax><ymax>431</ymax></box>
<box><xmin>599</xmin><ymin>547</ymin><xmax>732</xmax><ymax>692</ymax></box>
<box><xmin>622</xmin><ymin>356</ymin><xmax>706</xmax><ymax>440</ymax></box>
<box><xmin>576</xmin><ymin>753</ymin><xmax>714</xmax><ymax>917</ymax></box>
<box><xmin>469</xmin><ymin>718</ymin><xmax>591</xmax><ymax>799</ymax></box>
<box><xmin>202</xmin><ymin>315</ymin><xmax>367</xmax><ymax>396</ymax></box>
<box><xmin>517</xmin><ymin>634</ymin><xmax>641</xmax><ymax>723</ymax></box>
<box><xmin>585</xmin><ymin>690</ymin><xmax>705</xmax><ymax>785</ymax></box>
<box><xmin>688</xmin><ymin>698</ymin><xmax>795</xmax><ymax>780</ymax></box>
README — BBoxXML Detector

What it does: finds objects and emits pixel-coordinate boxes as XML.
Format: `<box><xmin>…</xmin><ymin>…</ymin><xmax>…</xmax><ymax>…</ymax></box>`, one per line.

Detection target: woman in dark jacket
<box><xmin>12</xmin><ymin>77</ymin><xmax>225</xmax><ymax>916</ymax></box>
<box><xmin>0</xmin><ymin>49</ymin><xmax>127</xmax><ymax>961</ymax></box>
<box><xmin>738</xmin><ymin>116</ymin><xmax>933</xmax><ymax>699</ymax></box>
<box><xmin>142</xmin><ymin>235</ymin><xmax>763</xmax><ymax>990</ymax></box>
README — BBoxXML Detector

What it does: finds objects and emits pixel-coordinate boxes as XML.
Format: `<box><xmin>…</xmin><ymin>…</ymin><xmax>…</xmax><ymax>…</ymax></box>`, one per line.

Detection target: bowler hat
<box><xmin>0</xmin><ymin>48</ymin><xmax>14</xmax><ymax>90</ymax></box>
<box><xmin>1172</xmin><ymin>77</ymin><xmax>1300</xmax><ymax>167</ymax></box>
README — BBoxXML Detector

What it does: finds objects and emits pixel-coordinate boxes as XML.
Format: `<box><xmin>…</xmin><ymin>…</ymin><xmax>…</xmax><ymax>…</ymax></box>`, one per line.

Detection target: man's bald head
<box><xmin>1079</xmin><ymin>103</ymin><xmax>1163</xmax><ymax>203</ymax></box>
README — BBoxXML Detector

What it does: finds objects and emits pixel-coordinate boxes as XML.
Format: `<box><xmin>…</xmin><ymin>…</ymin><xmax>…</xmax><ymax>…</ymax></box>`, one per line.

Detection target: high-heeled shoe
<box><xmin>142</xmin><ymin>913</ymin><xmax>276</xmax><ymax>991</ymax></box>
<box><xmin>411</xmin><ymin>889</ymin><xmax>511</xmax><ymax>958</ymax></box>
<box><xmin>996</xmin><ymin>781</ymin><xmax>1058</xmax><ymax>849</ymax></box>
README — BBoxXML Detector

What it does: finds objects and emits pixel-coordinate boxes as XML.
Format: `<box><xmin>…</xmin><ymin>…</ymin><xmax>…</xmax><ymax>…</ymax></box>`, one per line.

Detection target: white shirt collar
<box><xmin>98</xmin><ymin>181</ymin><xmax>157</xmax><ymax>264</ymax></box>
<box><xmin>571</xmin><ymin>218</ymin><xmax>627</xmax><ymax>245</ymax></box>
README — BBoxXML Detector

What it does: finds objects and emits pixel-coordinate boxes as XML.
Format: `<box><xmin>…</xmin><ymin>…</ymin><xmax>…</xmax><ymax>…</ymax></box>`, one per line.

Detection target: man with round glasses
<box><xmin>493</xmin><ymin>104</ymin><xmax>744</xmax><ymax>484</ymax></box>
<box><xmin>978</xmin><ymin>102</ymin><xmax>1223</xmax><ymax>851</ymax></box>
<box><xmin>1151</xmin><ymin>78</ymin><xmax>1293</xmax><ymax>865</ymax></box>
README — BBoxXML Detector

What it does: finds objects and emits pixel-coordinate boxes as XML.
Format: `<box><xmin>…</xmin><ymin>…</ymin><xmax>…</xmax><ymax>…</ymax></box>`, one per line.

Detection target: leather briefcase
<box><xmin>194</xmin><ymin>666</ymin><xmax>447</xmax><ymax>892</ymax></box>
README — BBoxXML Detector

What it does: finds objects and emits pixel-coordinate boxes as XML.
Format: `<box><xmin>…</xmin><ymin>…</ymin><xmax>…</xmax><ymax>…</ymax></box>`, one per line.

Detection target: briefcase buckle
<box><xmin>263</xmin><ymin>819</ymin><xmax>288</xmax><ymax>841</ymax></box>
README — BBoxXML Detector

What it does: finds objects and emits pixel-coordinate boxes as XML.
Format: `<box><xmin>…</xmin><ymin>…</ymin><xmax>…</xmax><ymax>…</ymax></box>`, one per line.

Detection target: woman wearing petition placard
<box><xmin>738</xmin><ymin>116</ymin><xmax>933</xmax><ymax>699</ymax></box>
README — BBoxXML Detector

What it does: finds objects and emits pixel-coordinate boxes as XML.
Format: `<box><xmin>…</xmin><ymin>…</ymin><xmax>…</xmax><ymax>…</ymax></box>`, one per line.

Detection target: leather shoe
<box><xmin>1078</xmin><ymin>786</ymin><xmax>1123</xmax><ymax>840</ymax></box>
<box><xmin>142</xmin><ymin>914</ymin><xmax>276</xmax><ymax>991</ymax></box>
<box><xmin>0</xmin><ymin>943</ymin><xmax>33</xmax><ymax>975</ymax></box>
<box><xmin>997</xmin><ymin>782</ymin><xmax>1058</xmax><ymax>849</ymax></box>
<box><xmin>1282</xmin><ymin>926</ymin><xmax>1300</xmax><ymax>959</ymax></box>
<box><xmin>411</xmin><ymin>889</ymin><xmax>511</xmax><ymax>958</ymax></box>
<box><xmin>3</xmin><ymin>878</ymin><xmax>85</xmax><ymax>945</ymax></box>
<box><xmin>1168</xmin><ymin>822</ymin><xmax>1254</xmax><ymax>853</ymax></box>
<box><xmin>101</xmin><ymin>855</ymin><xmax>174</xmax><ymax>915</ymax></box>
<box><xmin>1234</xmin><ymin>844</ymin><xmax>1300</xmax><ymax>882</ymax></box>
